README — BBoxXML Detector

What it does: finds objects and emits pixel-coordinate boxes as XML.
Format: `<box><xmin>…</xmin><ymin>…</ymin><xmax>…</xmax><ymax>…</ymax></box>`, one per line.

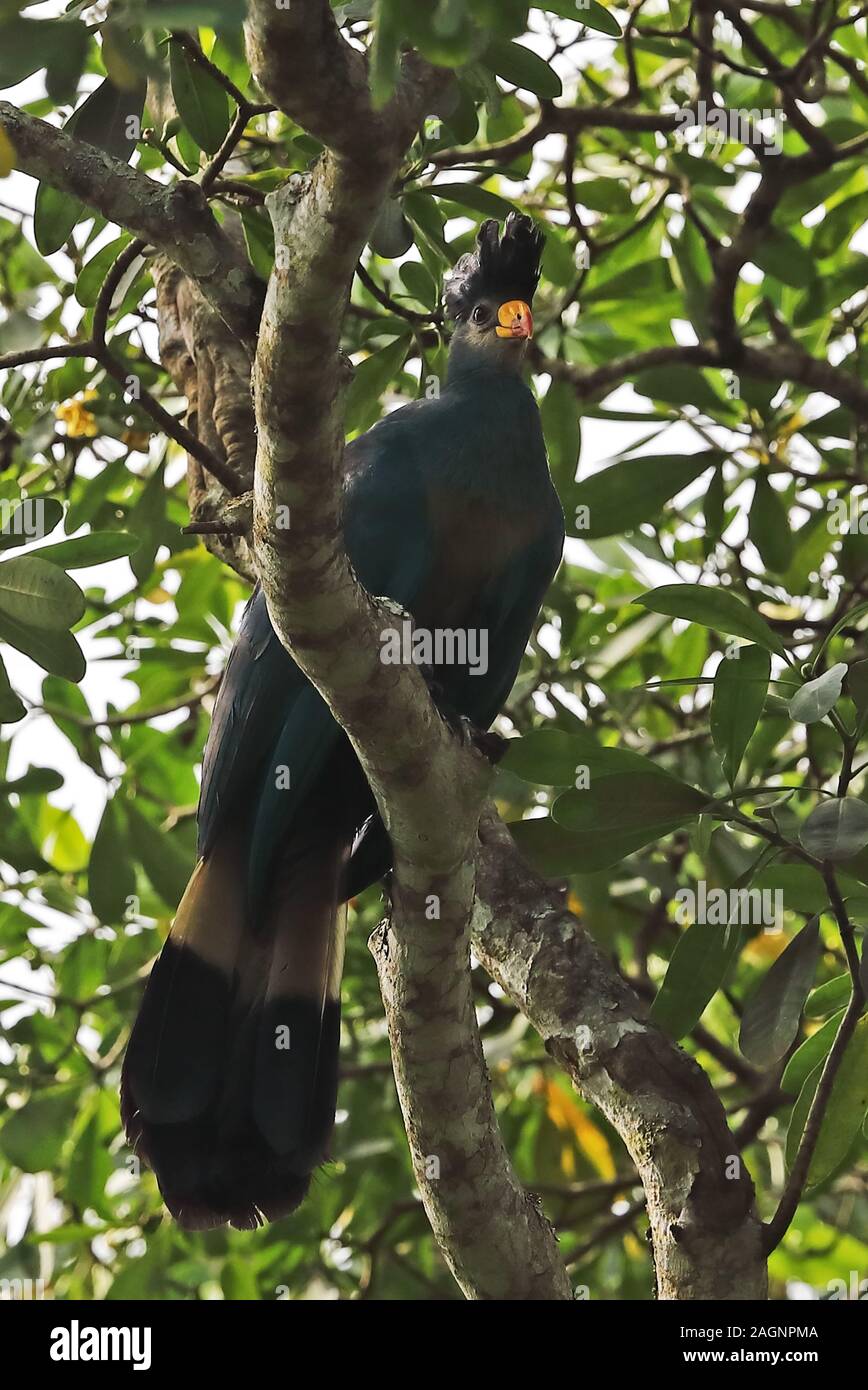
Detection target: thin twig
<box><xmin>763</xmin><ymin>867</ymin><xmax>866</xmax><ymax>1253</ymax></box>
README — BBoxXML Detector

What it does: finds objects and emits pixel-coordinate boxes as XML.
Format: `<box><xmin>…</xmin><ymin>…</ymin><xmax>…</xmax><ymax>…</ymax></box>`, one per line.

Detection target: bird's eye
<box><xmin>471</xmin><ymin>305</ymin><xmax>489</xmax><ymax>325</ymax></box>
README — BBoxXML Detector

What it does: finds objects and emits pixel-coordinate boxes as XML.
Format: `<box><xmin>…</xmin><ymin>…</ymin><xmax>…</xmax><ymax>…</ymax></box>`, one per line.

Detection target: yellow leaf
<box><xmin>544</xmin><ymin>1078</ymin><xmax>616</xmax><ymax>1179</ymax></box>
<box><xmin>744</xmin><ymin>931</ymin><xmax>790</xmax><ymax>965</ymax></box>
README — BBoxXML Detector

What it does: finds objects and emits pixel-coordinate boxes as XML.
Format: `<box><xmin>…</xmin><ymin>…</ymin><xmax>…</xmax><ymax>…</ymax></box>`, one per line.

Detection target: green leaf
<box><xmin>0</xmin><ymin>498</ymin><xmax>64</xmax><ymax>551</ymax></box>
<box><xmin>0</xmin><ymin>1084</ymin><xmax>82</xmax><ymax>1173</ymax></box>
<box><xmin>169</xmin><ymin>41</ymin><xmax>231</xmax><ymax>154</ymax></box>
<box><xmin>800</xmin><ymin>798</ymin><xmax>868</xmax><ymax>861</ymax></box>
<box><xmin>703</xmin><ymin>464</ymin><xmax>725</xmax><ymax>543</ymax></box>
<box><xmin>634</xmin><ymin>366</ymin><xmax>728</xmax><ymax>414</ymax></box>
<box><xmin>544</xmin><ymin>0</ymin><xmax>622</xmax><ymax>37</ymax></box>
<box><xmin>45</xmin><ymin>19</ymin><xmax>90</xmax><ymax>105</ymax></box>
<box><xmin>125</xmin><ymin>802</ymin><xmax>192</xmax><ymax>911</ymax></box>
<box><xmin>0</xmin><ymin>17</ymin><xmax>86</xmax><ymax>90</ymax></box>
<box><xmin>484</xmin><ymin>39</ymin><xmax>563</xmax><ymax>98</ymax></box>
<box><xmin>848</xmin><ymin>659</ymin><xmax>868</xmax><ymax>721</ymax></box>
<box><xmin>786</xmin><ymin>1015</ymin><xmax>868</xmax><ymax>1184</ymax></box>
<box><xmin>369</xmin><ymin>200</ymin><xmax>414</xmax><ymax>259</ymax></box>
<box><xmin>34</xmin><ymin>74</ymin><xmax>146</xmax><ymax>254</ymax></box>
<box><xmin>33</xmin><ymin>184</ymin><xmax>83</xmax><ymax>259</ymax></box>
<box><xmin>553</xmin><ymin>770</ymin><xmax>706</xmax><ymax>837</ymax></box>
<box><xmin>0</xmin><ymin>651</ymin><xmax>25</xmax><ymax>723</ymax></box>
<box><xmin>749</xmin><ymin>471</ymin><xmax>793</xmax><ymax>574</ymax></box>
<box><xmin>136</xmin><ymin>2</ymin><xmax>247</xmax><ymax>25</ymax></box>
<box><xmin>370</xmin><ymin>0</ymin><xmax>400</xmax><ymax>107</ymax></box>
<box><xmin>428</xmin><ymin>183</ymin><xmax>516</xmax><ymax>218</ymax></box>
<box><xmin>0</xmin><ymin>555</ymin><xmax>85</xmax><ymax>630</ymax></box>
<box><xmin>345</xmin><ymin>335</ymin><xmax>410</xmax><ymax>433</ymax></box>
<box><xmin>58</xmin><ymin>934</ymin><xmax>109</xmax><ymax>1003</ymax></box>
<box><xmin>571</xmin><ymin>452</ymin><xmax>718</xmax><ymax>540</ymax></box>
<box><xmin>0</xmin><ymin>766</ymin><xmax>64</xmax><ymax>796</ymax></box>
<box><xmin>399</xmin><ymin>260</ymin><xmax>438</xmax><ymax>309</ymax></box>
<box><xmin>240</xmin><ymin>206</ymin><xmax>274</xmax><ymax>280</ymax></box>
<box><xmin>34</xmin><ymin>532</ymin><xmax>140</xmax><ymax>569</ymax></box>
<box><xmin>0</xmin><ymin>611</ymin><xmax>86</xmax><ymax>682</ymax></box>
<box><xmin>75</xmin><ymin>235</ymin><xmax>131</xmax><ymax>308</ymax></box>
<box><xmin>503</xmin><ymin>728</ymin><xmax>675</xmax><ymax>787</ymax></box>
<box><xmin>650</xmin><ymin>918</ymin><xmax>741</xmax><ymax>1040</ymax></box>
<box><xmin>89</xmin><ymin>798</ymin><xmax>136</xmax><ymax>925</ymax></box>
<box><xmin>739</xmin><ymin>916</ymin><xmax>822</xmax><ymax>1066</ymax></box>
<box><xmin>812</xmin><ymin>599</ymin><xmax>868</xmax><ymax>671</ymax></box>
<box><xmin>507</xmin><ymin>814</ymin><xmax>662</xmax><ymax>875</ymax></box>
<box><xmin>635</xmin><ymin>583</ymin><xmax>788</xmax><ymax>659</ymax></box>
<box><xmin>782</xmin><ymin>1008</ymin><xmax>844</xmax><ymax>1095</ymax></box>
<box><xmin>541</xmin><ymin>380</ymin><xmax>580</xmax><ymax>492</ymax></box>
<box><xmin>67</xmin><ymin>1089</ymin><xmax>116</xmax><ymax>1218</ymax></box>
<box><xmin>805</xmin><ymin>973</ymin><xmax>851</xmax><ymax>1019</ymax></box>
<box><xmin>789</xmin><ymin>662</ymin><xmax>848</xmax><ymax>724</ymax></box>
<box><xmin>710</xmin><ymin>645</ymin><xmax>771</xmax><ymax>786</ymax></box>
<box><xmin>752</xmin><ymin>230</ymin><xmax>815</xmax><ymax>288</ymax></box>
<box><xmin>221</xmin><ymin>1258</ymin><xmax>259</xmax><ymax>1300</ymax></box>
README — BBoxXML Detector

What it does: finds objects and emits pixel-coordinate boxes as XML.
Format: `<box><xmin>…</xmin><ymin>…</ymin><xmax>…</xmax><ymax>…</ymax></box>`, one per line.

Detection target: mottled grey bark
<box><xmin>0</xmin><ymin>101</ymin><xmax>259</xmax><ymax>345</ymax></box>
<box><xmin>472</xmin><ymin>811</ymin><xmax>768</xmax><ymax>1301</ymax></box>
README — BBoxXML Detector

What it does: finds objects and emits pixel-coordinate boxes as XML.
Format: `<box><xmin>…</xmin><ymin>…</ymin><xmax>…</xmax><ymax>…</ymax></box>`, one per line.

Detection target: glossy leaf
<box><xmin>635</xmin><ymin>583</ymin><xmax>788</xmax><ymax>658</ymax></box>
<box><xmin>800</xmin><ymin>798</ymin><xmax>868</xmax><ymax>861</ymax></box>
<box><xmin>651</xmin><ymin>918</ymin><xmax>741</xmax><ymax>1040</ymax></box>
<box><xmin>789</xmin><ymin>663</ymin><xmax>848</xmax><ymax>724</ymax></box>
<box><xmin>0</xmin><ymin>555</ymin><xmax>85</xmax><ymax>630</ymax></box>
<box><xmin>570</xmin><ymin>453</ymin><xmax>718</xmax><ymax>540</ymax></box>
<box><xmin>710</xmin><ymin>645</ymin><xmax>770</xmax><ymax>786</ymax></box>
<box><xmin>739</xmin><ymin>916</ymin><xmax>822</xmax><ymax>1066</ymax></box>
<box><xmin>169</xmin><ymin>42</ymin><xmax>231</xmax><ymax>154</ymax></box>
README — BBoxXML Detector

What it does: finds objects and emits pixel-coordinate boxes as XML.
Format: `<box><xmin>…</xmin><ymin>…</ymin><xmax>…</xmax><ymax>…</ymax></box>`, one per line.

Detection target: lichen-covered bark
<box><xmin>0</xmin><ymin>101</ymin><xmax>259</xmax><ymax>345</ymax></box>
<box><xmin>472</xmin><ymin>811</ymin><xmax>768</xmax><ymax>1301</ymax></box>
<box><xmin>371</xmin><ymin>867</ymin><xmax>573</xmax><ymax>1301</ymax></box>
<box><xmin>154</xmin><ymin>259</ymin><xmax>255</xmax><ymax>581</ymax></box>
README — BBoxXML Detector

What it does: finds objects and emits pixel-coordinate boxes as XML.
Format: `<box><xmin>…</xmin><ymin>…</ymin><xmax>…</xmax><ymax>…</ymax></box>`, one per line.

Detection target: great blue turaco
<box><xmin>121</xmin><ymin>212</ymin><xmax>566</xmax><ymax>1230</ymax></box>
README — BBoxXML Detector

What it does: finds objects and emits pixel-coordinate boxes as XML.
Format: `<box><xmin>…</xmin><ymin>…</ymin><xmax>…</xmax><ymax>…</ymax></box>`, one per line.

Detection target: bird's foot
<box><xmin>442</xmin><ymin>709</ymin><xmax>508</xmax><ymax>764</ymax></box>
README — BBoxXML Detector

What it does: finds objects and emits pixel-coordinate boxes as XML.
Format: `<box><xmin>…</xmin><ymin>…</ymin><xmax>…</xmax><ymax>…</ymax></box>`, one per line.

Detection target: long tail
<box><xmin>121</xmin><ymin>830</ymin><xmax>348</xmax><ymax>1230</ymax></box>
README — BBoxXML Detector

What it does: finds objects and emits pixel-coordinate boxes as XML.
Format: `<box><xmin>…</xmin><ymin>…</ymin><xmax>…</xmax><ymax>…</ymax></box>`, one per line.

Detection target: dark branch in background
<box><xmin>356</xmin><ymin>260</ymin><xmax>440</xmax><ymax>326</ymax></box>
<box><xmin>0</xmin><ymin>102</ymin><xmax>260</xmax><ymax>346</ymax></box>
<box><xmin>763</xmin><ymin>867</ymin><xmax>866</xmax><ymax>1254</ymax></box>
<box><xmin>169</xmin><ymin>31</ymin><xmax>274</xmax><ymax>194</ymax></box>
<box><xmin>0</xmin><ymin>240</ymin><xmax>243</xmax><ymax>496</ymax></box>
<box><xmin>39</xmin><ymin>672</ymin><xmax>221</xmax><ymax>730</ymax></box>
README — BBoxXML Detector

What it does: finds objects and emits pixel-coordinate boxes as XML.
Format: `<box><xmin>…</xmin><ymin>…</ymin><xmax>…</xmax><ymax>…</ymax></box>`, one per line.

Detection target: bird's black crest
<box><xmin>444</xmin><ymin>212</ymin><xmax>545</xmax><ymax>321</ymax></box>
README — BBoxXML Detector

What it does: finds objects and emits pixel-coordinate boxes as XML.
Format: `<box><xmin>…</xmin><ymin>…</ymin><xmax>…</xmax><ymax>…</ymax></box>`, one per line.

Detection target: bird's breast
<box><xmin>416</xmin><ymin>486</ymin><xmax>545</xmax><ymax>627</ymax></box>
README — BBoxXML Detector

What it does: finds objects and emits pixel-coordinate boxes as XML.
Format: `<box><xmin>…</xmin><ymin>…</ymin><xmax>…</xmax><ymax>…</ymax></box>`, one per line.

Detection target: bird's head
<box><xmin>444</xmin><ymin>212</ymin><xmax>544</xmax><ymax>375</ymax></box>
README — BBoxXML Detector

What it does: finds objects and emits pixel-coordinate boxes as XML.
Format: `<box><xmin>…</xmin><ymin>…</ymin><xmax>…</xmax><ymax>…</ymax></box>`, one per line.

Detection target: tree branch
<box><xmin>245</xmin><ymin>0</ymin><xmax>447</xmax><ymax>162</ymax></box>
<box><xmin>241</xmin><ymin>10</ymin><xmax>575</xmax><ymax>1298</ymax></box>
<box><xmin>0</xmin><ymin>101</ymin><xmax>260</xmax><ymax>346</ymax></box>
<box><xmin>472</xmin><ymin>810</ymin><xmax>768</xmax><ymax>1300</ymax></box>
<box><xmin>533</xmin><ymin>336</ymin><xmax>868</xmax><ymax>417</ymax></box>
